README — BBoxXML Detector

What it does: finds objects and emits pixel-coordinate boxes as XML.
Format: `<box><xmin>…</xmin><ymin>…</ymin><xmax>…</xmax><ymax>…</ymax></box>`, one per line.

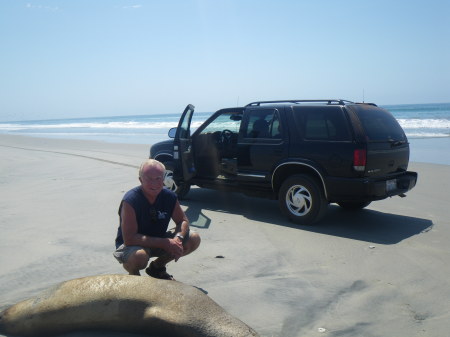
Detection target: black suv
<box><xmin>150</xmin><ymin>100</ymin><xmax>417</xmax><ymax>225</ymax></box>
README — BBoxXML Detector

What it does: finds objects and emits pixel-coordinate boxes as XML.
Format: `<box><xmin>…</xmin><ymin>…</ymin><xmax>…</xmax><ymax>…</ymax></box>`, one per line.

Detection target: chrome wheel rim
<box><xmin>286</xmin><ymin>185</ymin><xmax>312</xmax><ymax>216</ymax></box>
<box><xmin>163</xmin><ymin>169</ymin><xmax>178</xmax><ymax>192</ymax></box>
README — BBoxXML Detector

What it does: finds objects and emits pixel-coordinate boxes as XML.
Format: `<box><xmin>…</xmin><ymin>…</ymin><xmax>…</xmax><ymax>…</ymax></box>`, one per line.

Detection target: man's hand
<box><xmin>166</xmin><ymin>238</ymin><xmax>184</xmax><ymax>262</ymax></box>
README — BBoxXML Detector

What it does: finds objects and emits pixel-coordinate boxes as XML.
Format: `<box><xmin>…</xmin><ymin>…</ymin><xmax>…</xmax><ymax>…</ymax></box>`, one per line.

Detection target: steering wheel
<box><xmin>221</xmin><ymin>129</ymin><xmax>234</xmax><ymax>144</ymax></box>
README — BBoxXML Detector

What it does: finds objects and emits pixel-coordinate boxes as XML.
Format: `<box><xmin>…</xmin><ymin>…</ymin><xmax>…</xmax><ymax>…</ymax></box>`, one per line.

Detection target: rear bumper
<box><xmin>326</xmin><ymin>171</ymin><xmax>418</xmax><ymax>202</ymax></box>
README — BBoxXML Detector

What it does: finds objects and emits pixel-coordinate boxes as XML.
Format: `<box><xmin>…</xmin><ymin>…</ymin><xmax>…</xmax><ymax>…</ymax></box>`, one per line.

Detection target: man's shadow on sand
<box><xmin>182</xmin><ymin>187</ymin><xmax>433</xmax><ymax>245</ymax></box>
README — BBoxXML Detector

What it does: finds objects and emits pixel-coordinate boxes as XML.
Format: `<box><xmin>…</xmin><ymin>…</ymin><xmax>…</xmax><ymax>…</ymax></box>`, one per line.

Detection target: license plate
<box><xmin>386</xmin><ymin>179</ymin><xmax>397</xmax><ymax>192</ymax></box>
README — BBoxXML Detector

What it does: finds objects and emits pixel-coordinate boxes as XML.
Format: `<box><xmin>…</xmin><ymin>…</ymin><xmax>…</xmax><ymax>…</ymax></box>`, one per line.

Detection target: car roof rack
<box><xmin>355</xmin><ymin>102</ymin><xmax>378</xmax><ymax>106</ymax></box>
<box><xmin>245</xmin><ymin>99</ymin><xmax>354</xmax><ymax>107</ymax></box>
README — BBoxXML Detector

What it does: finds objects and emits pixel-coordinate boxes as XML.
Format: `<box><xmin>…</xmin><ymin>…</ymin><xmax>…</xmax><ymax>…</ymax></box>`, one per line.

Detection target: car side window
<box><xmin>269</xmin><ymin>112</ymin><xmax>282</xmax><ymax>139</ymax></box>
<box><xmin>245</xmin><ymin>109</ymin><xmax>282</xmax><ymax>139</ymax></box>
<box><xmin>302</xmin><ymin>108</ymin><xmax>351</xmax><ymax>141</ymax></box>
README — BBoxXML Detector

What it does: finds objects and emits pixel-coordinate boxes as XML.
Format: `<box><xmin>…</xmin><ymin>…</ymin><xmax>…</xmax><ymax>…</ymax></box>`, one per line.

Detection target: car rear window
<box><xmin>348</xmin><ymin>105</ymin><xmax>406</xmax><ymax>141</ymax></box>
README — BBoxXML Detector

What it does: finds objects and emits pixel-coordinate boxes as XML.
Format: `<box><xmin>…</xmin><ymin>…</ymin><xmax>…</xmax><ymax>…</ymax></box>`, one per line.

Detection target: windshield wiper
<box><xmin>389</xmin><ymin>139</ymin><xmax>406</xmax><ymax>147</ymax></box>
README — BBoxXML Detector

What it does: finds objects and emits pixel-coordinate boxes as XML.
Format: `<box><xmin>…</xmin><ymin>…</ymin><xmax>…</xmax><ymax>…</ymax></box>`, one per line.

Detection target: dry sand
<box><xmin>1</xmin><ymin>134</ymin><xmax>449</xmax><ymax>337</ymax></box>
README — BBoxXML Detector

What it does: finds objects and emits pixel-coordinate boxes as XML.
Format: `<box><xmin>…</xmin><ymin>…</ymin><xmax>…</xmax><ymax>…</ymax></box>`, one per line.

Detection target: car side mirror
<box><xmin>168</xmin><ymin>128</ymin><xmax>177</xmax><ymax>138</ymax></box>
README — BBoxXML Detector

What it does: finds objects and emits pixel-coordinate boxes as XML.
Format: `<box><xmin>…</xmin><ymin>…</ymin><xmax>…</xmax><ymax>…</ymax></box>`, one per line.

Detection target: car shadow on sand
<box><xmin>182</xmin><ymin>188</ymin><xmax>433</xmax><ymax>245</ymax></box>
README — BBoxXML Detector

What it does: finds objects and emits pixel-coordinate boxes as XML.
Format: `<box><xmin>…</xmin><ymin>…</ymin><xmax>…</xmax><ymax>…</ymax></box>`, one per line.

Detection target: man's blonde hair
<box><xmin>139</xmin><ymin>159</ymin><xmax>166</xmax><ymax>178</ymax></box>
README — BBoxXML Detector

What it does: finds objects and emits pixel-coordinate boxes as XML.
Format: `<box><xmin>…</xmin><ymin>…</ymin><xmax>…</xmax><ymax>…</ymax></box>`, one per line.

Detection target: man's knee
<box><xmin>191</xmin><ymin>231</ymin><xmax>201</xmax><ymax>247</ymax></box>
<box><xmin>125</xmin><ymin>248</ymin><xmax>150</xmax><ymax>270</ymax></box>
<box><xmin>185</xmin><ymin>231</ymin><xmax>201</xmax><ymax>254</ymax></box>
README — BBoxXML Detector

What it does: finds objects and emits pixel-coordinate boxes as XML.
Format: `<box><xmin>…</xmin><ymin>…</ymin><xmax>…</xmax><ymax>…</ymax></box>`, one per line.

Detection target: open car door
<box><xmin>173</xmin><ymin>104</ymin><xmax>196</xmax><ymax>182</ymax></box>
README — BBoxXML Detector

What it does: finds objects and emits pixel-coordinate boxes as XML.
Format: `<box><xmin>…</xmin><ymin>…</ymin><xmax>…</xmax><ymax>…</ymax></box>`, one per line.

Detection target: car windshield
<box><xmin>200</xmin><ymin>112</ymin><xmax>242</xmax><ymax>134</ymax></box>
<box><xmin>349</xmin><ymin>105</ymin><xmax>406</xmax><ymax>142</ymax></box>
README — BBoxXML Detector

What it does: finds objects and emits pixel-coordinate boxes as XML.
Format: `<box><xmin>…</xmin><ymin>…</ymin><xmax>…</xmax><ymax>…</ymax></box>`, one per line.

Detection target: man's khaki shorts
<box><xmin>113</xmin><ymin>228</ymin><xmax>190</xmax><ymax>264</ymax></box>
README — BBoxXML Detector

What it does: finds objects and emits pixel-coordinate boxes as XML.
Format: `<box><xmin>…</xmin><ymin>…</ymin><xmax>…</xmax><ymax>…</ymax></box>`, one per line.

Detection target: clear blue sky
<box><xmin>1</xmin><ymin>0</ymin><xmax>449</xmax><ymax>121</ymax></box>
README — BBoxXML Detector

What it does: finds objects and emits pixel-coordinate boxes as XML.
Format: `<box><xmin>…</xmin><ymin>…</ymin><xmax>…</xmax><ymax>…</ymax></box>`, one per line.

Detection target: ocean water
<box><xmin>0</xmin><ymin>103</ymin><xmax>449</xmax><ymax>165</ymax></box>
<box><xmin>382</xmin><ymin>103</ymin><xmax>450</xmax><ymax>139</ymax></box>
<box><xmin>0</xmin><ymin>111</ymin><xmax>212</xmax><ymax>146</ymax></box>
<box><xmin>1</xmin><ymin>103</ymin><xmax>449</xmax><ymax>144</ymax></box>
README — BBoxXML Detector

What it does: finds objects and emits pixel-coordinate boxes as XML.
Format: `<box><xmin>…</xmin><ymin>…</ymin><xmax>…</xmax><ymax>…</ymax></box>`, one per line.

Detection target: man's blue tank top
<box><xmin>115</xmin><ymin>187</ymin><xmax>177</xmax><ymax>248</ymax></box>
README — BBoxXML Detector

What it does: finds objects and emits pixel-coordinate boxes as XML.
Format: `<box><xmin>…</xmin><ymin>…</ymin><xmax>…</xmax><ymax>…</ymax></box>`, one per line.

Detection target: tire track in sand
<box><xmin>0</xmin><ymin>144</ymin><xmax>139</xmax><ymax>169</ymax></box>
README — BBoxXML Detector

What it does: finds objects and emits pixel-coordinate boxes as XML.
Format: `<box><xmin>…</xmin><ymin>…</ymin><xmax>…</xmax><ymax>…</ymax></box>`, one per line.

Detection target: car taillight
<box><xmin>353</xmin><ymin>149</ymin><xmax>366</xmax><ymax>172</ymax></box>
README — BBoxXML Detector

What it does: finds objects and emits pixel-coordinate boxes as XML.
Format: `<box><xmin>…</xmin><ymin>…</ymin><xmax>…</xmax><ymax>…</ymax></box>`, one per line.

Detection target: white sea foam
<box><xmin>2</xmin><ymin>119</ymin><xmax>447</xmax><ymax>131</ymax></box>
<box><xmin>0</xmin><ymin>121</ymin><xmax>205</xmax><ymax>131</ymax></box>
<box><xmin>406</xmin><ymin>133</ymin><xmax>450</xmax><ymax>138</ymax></box>
<box><xmin>398</xmin><ymin>118</ymin><xmax>450</xmax><ymax>129</ymax></box>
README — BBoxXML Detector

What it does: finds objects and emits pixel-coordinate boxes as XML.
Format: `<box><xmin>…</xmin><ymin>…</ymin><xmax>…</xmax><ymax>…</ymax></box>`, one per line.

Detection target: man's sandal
<box><xmin>145</xmin><ymin>261</ymin><xmax>175</xmax><ymax>280</ymax></box>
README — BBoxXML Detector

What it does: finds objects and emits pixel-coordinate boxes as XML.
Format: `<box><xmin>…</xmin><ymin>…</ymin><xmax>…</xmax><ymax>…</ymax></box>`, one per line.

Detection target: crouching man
<box><xmin>114</xmin><ymin>159</ymin><xmax>200</xmax><ymax>280</ymax></box>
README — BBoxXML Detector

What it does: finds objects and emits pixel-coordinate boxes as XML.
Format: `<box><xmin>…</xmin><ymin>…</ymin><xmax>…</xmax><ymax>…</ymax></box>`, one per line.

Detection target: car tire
<box><xmin>279</xmin><ymin>174</ymin><xmax>328</xmax><ymax>225</ymax></box>
<box><xmin>337</xmin><ymin>201</ymin><xmax>371</xmax><ymax>210</ymax></box>
<box><xmin>161</xmin><ymin>161</ymin><xmax>191</xmax><ymax>199</ymax></box>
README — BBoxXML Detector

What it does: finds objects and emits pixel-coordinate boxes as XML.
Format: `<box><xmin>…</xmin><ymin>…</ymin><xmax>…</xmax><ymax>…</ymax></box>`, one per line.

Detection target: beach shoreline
<box><xmin>1</xmin><ymin>132</ymin><xmax>449</xmax><ymax>166</ymax></box>
<box><xmin>409</xmin><ymin>137</ymin><xmax>450</xmax><ymax>166</ymax></box>
<box><xmin>1</xmin><ymin>134</ymin><xmax>449</xmax><ymax>337</ymax></box>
